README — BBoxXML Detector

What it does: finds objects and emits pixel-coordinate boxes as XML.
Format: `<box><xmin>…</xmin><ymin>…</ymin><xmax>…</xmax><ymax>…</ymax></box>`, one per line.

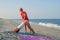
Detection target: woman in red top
<box><xmin>12</xmin><ymin>8</ymin><xmax>35</xmax><ymax>34</ymax></box>
<box><xmin>20</xmin><ymin>9</ymin><xmax>29</xmax><ymax>32</ymax></box>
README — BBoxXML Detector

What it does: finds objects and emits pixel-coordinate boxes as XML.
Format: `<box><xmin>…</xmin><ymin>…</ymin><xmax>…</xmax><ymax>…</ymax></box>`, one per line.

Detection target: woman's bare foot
<box><xmin>30</xmin><ymin>31</ymin><xmax>35</xmax><ymax>34</ymax></box>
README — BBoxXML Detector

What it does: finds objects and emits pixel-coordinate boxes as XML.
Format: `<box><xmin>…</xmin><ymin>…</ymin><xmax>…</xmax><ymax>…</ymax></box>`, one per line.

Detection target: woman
<box><xmin>12</xmin><ymin>8</ymin><xmax>35</xmax><ymax>34</ymax></box>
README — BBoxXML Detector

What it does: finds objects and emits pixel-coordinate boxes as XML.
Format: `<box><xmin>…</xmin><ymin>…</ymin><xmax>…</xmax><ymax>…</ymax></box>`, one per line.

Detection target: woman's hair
<box><xmin>20</xmin><ymin>8</ymin><xmax>23</xmax><ymax>11</ymax></box>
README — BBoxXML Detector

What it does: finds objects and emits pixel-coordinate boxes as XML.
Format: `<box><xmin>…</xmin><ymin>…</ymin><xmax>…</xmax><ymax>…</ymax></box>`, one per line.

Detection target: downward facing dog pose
<box><xmin>12</xmin><ymin>8</ymin><xmax>35</xmax><ymax>34</ymax></box>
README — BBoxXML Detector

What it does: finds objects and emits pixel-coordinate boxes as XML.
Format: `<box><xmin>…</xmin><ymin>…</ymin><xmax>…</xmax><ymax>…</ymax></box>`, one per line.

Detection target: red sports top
<box><xmin>20</xmin><ymin>11</ymin><xmax>29</xmax><ymax>21</ymax></box>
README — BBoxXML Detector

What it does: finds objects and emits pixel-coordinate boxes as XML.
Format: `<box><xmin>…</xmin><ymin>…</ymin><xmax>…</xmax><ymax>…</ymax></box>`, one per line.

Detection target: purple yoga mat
<box><xmin>18</xmin><ymin>35</ymin><xmax>53</xmax><ymax>40</ymax></box>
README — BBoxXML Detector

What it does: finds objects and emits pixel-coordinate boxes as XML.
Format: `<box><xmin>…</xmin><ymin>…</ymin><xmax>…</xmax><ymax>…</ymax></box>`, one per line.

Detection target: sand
<box><xmin>0</xmin><ymin>18</ymin><xmax>60</xmax><ymax>40</ymax></box>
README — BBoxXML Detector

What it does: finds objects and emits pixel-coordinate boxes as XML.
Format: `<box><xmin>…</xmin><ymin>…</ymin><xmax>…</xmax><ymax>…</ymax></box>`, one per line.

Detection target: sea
<box><xmin>13</xmin><ymin>19</ymin><xmax>60</xmax><ymax>30</ymax></box>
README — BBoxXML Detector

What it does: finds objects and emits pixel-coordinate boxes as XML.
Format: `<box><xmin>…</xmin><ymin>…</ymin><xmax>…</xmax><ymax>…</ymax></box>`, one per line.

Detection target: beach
<box><xmin>0</xmin><ymin>18</ymin><xmax>60</xmax><ymax>40</ymax></box>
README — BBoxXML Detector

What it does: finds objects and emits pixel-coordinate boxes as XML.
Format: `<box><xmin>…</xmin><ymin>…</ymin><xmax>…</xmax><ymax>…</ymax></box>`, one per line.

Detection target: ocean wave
<box><xmin>39</xmin><ymin>22</ymin><xmax>60</xmax><ymax>30</ymax></box>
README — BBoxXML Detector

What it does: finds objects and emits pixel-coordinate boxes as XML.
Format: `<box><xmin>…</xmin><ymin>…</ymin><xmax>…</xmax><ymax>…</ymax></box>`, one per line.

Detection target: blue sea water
<box><xmin>13</xmin><ymin>19</ymin><xmax>60</xmax><ymax>30</ymax></box>
<box><xmin>30</xmin><ymin>19</ymin><xmax>60</xmax><ymax>25</ymax></box>
<box><xmin>13</xmin><ymin>19</ymin><xmax>60</xmax><ymax>25</ymax></box>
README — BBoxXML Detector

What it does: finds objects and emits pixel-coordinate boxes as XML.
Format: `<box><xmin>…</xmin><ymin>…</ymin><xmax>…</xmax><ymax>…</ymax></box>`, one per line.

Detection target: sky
<box><xmin>0</xmin><ymin>0</ymin><xmax>60</xmax><ymax>19</ymax></box>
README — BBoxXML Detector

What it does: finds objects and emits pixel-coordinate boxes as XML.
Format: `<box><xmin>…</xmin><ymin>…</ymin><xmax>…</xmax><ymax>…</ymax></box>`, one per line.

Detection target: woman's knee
<box><xmin>24</xmin><ymin>20</ymin><xmax>29</xmax><ymax>24</ymax></box>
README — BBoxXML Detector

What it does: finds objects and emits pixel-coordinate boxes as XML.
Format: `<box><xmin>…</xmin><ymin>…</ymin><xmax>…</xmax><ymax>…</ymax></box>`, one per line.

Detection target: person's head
<box><xmin>20</xmin><ymin>8</ymin><xmax>23</xmax><ymax>12</ymax></box>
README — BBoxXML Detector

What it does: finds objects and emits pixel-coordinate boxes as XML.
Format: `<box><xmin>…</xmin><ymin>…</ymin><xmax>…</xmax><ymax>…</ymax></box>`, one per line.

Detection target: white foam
<box><xmin>39</xmin><ymin>22</ymin><xmax>60</xmax><ymax>30</ymax></box>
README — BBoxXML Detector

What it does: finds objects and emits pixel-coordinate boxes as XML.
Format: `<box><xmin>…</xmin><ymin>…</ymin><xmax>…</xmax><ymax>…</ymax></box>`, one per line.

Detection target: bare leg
<box><xmin>12</xmin><ymin>28</ymin><xmax>20</xmax><ymax>33</ymax></box>
<box><xmin>26</xmin><ymin>22</ymin><xmax>35</xmax><ymax>34</ymax></box>
<box><xmin>24</xmin><ymin>25</ymin><xmax>27</xmax><ymax>32</ymax></box>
